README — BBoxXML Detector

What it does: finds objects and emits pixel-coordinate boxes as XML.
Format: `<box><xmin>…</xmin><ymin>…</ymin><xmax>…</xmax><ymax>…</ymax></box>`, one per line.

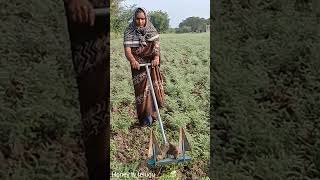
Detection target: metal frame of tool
<box><xmin>140</xmin><ymin>63</ymin><xmax>192</xmax><ymax>167</ymax></box>
<box><xmin>94</xmin><ymin>8</ymin><xmax>109</xmax><ymax>16</ymax></box>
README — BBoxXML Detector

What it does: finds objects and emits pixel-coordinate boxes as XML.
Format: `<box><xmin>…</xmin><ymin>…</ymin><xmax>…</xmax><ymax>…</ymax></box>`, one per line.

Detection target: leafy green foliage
<box><xmin>0</xmin><ymin>0</ymin><xmax>87</xmax><ymax>179</ymax></box>
<box><xmin>178</xmin><ymin>17</ymin><xmax>209</xmax><ymax>33</ymax></box>
<box><xmin>211</xmin><ymin>0</ymin><xmax>320</xmax><ymax>179</ymax></box>
<box><xmin>149</xmin><ymin>10</ymin><xmax>170</xmax><ymax>33</ymax></box>
<box><xmin>110</xmin><ymin>0</ymin><xmax>135</xmax><ymax>37</ymax></box>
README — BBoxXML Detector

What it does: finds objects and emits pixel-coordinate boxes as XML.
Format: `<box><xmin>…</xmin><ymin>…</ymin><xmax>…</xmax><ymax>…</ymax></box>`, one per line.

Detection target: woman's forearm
<box><xmin>124</xmin><ymin>47</ymin><xmax>136</xmax><ymax>63</ymax></box>
<box><xmin>126</xmin><ymin>53</ymin><xmax>136</xmax><ymax>63</ymax></box>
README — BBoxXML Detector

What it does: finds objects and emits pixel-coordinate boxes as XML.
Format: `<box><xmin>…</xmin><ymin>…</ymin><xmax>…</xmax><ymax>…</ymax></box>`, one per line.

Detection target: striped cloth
<box><xmin>123</xmin><ymin>7</ymin><xmax>159</xmax><ymax>48</ymax></box>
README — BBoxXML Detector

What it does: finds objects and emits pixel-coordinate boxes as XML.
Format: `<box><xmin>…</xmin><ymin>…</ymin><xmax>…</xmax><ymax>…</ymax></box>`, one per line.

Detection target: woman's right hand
<box><xmin>64</xmin><ymin>0</ymin><xmax>95</xmax><ymax>26</ymax></box>
<box><xmin>130</xmin><ymin>60</ymin><xmax>140</xmax><ymax>70</ymax></box>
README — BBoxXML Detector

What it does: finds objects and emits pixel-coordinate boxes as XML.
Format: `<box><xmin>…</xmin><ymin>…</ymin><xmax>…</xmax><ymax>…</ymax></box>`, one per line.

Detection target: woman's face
<box><xmin>135</xmin><ymin>11</ymin><xmax>146</xmax><ymax>28</ymax></box>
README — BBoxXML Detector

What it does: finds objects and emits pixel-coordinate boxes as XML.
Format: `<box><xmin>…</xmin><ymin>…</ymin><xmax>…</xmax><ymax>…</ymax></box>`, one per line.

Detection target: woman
<box><xmin>123</xmin><ymin>7</ymin><xmax>165</xmax><ymax>126</ymax></box>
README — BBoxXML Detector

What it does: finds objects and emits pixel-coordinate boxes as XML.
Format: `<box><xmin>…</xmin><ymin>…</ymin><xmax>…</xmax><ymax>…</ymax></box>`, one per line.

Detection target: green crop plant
<box><xmin>111</xmin><ymin>32</ymin><xmax>210</xmax><ymax>178</ymax></box>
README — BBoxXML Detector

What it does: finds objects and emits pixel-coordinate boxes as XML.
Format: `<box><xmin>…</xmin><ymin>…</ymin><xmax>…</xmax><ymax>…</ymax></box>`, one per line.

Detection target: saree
<box><xmin>64</xmin><ymin>0</ymin><xmax>109</xmax><ymax>179</ymax></box>
<box><xmin>124</xmin><ymin>8</ymin><xmax>165</xmax><ymax>125</ymax></box>
<box><xmin>130</xmin><ymin>38</ymin><xmax>165</xmax><ymax>125</ymax></box>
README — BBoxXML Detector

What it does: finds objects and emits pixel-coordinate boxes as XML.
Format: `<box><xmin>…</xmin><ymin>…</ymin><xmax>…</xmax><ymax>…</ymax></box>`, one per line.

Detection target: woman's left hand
<box><xmin>152</xmin><ymin>56</ymin><xmax>160</xmax><ymax>67</ymax></box>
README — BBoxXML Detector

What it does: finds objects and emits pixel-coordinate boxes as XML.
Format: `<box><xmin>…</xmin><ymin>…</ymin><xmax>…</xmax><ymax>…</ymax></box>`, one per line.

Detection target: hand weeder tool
<box><xmin>140</xmin><ymin>63</ymin><xmax>192</xmax><ymax>167</ymax></box>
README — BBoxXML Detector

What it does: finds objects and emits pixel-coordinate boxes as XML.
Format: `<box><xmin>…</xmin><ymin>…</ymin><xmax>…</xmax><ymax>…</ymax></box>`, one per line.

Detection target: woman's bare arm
<box><xmin>124</xmin><ymin>47</ymin><xmax>140</xmax><ymax>70</ymax></box>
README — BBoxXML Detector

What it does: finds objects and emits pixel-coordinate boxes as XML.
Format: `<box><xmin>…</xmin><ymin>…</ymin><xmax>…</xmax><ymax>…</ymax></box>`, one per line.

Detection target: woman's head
<box><xmin>134</xmin><ymin>8</ymin><xmax>146</xmax><ymax>28</ymax></box>
<box><xmin>123</xmin><ymin>7</ymin><xmax>159</xmax><ymax>48</ymax></box>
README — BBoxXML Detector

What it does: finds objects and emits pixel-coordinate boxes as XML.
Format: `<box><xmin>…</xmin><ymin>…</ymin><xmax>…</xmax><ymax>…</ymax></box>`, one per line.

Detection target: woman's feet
<box><xmin>142</xmin><ymin>115</ymin><xmax>153</xmax><ymax>127</ymax></box>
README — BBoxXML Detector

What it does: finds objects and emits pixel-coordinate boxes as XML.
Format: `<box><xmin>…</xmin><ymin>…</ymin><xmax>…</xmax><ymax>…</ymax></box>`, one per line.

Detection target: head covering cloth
<box><xmin>123</xmin><ymin>7</ymin><xmax>159</xmax><ymax>48</ymax></box>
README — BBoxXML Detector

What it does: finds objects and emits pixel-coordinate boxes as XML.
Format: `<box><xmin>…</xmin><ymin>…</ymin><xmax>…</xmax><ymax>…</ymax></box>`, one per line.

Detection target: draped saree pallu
<box><xmin>64</xmin><ymin>0</ymin><xmax>109</xmax><ymax>179</ymax></box>
<box><xmin>124</xmin><ymin>7</ymin><xmax>165</xmax><ymax>125</ymax></box>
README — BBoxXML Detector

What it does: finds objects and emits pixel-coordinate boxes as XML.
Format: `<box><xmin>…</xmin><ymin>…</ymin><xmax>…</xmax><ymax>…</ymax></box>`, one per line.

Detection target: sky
<box><xmin>122</xmin><ymin>0</ymin><xmax>210</xmax><ymax>28</ymax></box>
